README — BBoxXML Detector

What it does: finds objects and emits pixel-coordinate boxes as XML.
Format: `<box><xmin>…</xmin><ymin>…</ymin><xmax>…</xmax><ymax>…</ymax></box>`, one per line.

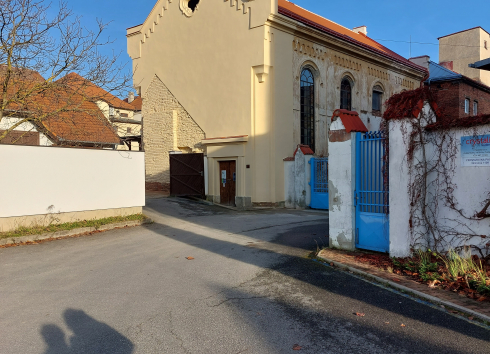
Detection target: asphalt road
<box><xmin>0</xmin><ymin>197</ymin><xmax>489</xmax><ymax>354</ymax></box>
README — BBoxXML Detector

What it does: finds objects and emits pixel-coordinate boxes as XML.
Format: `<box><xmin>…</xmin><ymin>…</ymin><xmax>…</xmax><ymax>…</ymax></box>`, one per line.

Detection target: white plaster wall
<box><xmin>294</xmin><ymin>149</ymin><xmax>307</xmax><ymax>209</ymax></box>
<box><xmin>0</xmin><ymin>145</ymin><xmax>145</xmax><ymax>218</ymax></box>
<box><xmin>305</xmin><ymin>156</ymin><xmax>312</xmax><ymax>207</ymax></box>
<box><xmin>389</xmin><ymin>120</ymin><xmax>412</xmax><ymax>257</ymax></box>
<box><xmin>284</xmin><ymin>160</ymin><xmax>295</xmax><ymax>208</ymax></box>
<box><xmin>328</xmin><ymin>119</ymin><xmax>355</xmax><ymax>250</ymax></box>
<box><xmin>0</xmin><ymin>117</ymin><xmax>52</xmax><ymax>146</ymax></box>
<box><xmin>389</xmin><ymin>119</ymin><xmax>490</xmax><ymax>256</ymax></box>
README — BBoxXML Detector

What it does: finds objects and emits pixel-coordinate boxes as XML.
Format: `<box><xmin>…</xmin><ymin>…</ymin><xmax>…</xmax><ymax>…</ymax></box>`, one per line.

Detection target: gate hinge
<box><xmin>354</xmin><ymin>191</ymin><xmax>358</xmax><ymax>206</ymax></box>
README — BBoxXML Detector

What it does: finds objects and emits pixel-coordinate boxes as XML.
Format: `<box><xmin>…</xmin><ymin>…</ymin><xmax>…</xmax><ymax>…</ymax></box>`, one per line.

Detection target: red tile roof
<box><xmin>124</xmin><ymin>96</ymin><xmax>142</xmax><ymax>111</ymax></box>
<box><xmin>331</xmin><ymin>109</ymin><xmax>368</xmax><ymax>133</ymax></box>
<box><xmin>2</xmin><ymin>70</ymin><xmax>120</xmax><ymax>145</ymax></box>
<box><xmin>277</xmin><ymin>0</ymin><xmax>426</xmax><ymax>73</ymax></box>
<box><xmin>293</xmin><ymin>144</ymin><xmax>314</xmax><ymax>156</ymax></box>
<box><xmin>60</xmin><ymin>73</ymin><xmax>136</xmax><ymax>111</ymax></box>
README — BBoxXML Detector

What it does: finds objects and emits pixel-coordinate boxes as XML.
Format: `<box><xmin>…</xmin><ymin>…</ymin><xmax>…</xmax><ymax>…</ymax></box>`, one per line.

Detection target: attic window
<box><xmin>188</xmin><ymin>0</ymin><xmax>199</xmax><ymax>11</ymax></box>
<box><xmin>180</xmin><ymin>0</ymin><xmax>200</xmax><ymax>17</ymax></box>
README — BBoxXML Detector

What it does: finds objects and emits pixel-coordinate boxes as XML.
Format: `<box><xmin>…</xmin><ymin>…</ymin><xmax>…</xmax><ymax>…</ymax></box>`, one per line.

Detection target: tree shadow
<box><xmin>40</xmin><ymin>309</ymin><xmax>134</xmax><ymax>354</ymax></box>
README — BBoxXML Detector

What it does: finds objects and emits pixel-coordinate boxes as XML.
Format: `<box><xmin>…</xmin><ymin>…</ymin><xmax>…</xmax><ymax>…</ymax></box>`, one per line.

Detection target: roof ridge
<box><xmin>280</xmin><ymin>0</ymin><xmax>355</xmax><ymax>34</ymax></box>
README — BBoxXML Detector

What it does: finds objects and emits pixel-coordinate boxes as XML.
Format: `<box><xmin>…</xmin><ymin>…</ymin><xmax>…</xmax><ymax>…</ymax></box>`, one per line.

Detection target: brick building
<box><xmin>426</xmin><ymin>61</ymin><xmax>490</xmax><ymax>119</ymax></box>
<box><xmin>408</xmin><ymin>56</ymin><xmax>490</xmax><ymax>119</ymax></box>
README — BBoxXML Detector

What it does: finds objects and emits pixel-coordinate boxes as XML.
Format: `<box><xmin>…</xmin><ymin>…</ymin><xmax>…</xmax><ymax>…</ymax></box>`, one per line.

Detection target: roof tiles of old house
<box><xmin>331</xmin><ymin>109</ymin><xmax>368</xmax><ymax>133</ymax></box>
<box><xmin>293</xmin><ymin>144</ymin><xmax>314</xmax><ymax>156</ymax></box>
<box><xmin>2</xmin><ymin>69</ymin><xmax>120</xmax><ymax>145</ymax></box>
<box><xmin>124</xmin><ymin>96</ymin><xmax>142</xmax><ymax>111</ymax></box>
<box><xmin>60</xmin><ymin>73</ymin><xmax>135</xmax><ymax>111</ymax></box>
<box><xmin>278</xmin><ymin>0</ymin><xmax>426</xmax><ymax>73</ymax></box>
<box><xmin>32</xmin><ymin>87</ymin><xmax>120</xmax><ymax>145</ymax></box>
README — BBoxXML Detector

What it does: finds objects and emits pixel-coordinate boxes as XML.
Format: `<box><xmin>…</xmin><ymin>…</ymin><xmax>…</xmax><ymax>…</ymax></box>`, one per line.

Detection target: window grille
<box><xmin>300</xmin><ymin>68</ymin><xmax>315</xmax><ymax>151</ymax></box>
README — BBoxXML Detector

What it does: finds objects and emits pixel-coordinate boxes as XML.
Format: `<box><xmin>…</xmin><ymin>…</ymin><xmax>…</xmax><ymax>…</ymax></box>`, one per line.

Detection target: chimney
<box><xmin>128</xmin><ymin>92</ymin><xmax>135</xmax><ymax>103</ymax></box>
<box><xmin>408</xmin><ymin>55</ymin><xmax>430</xmax><ymax>69</ymax></box>
<box><xmin>353</xmin><ymin>26</ymin><xmax>367</xmax><ymax>36</ymax></box>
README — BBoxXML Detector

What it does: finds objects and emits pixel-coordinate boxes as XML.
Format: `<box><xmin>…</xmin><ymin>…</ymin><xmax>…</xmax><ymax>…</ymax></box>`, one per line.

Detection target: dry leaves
<box><xmin>292</xmin><ymin>344</ymin><xmax>302</xmax><ymax>350</ymax></box>
<box><xmin>400</xmin><ymin>324</ymin><xmax>406</xmax><ymax>327</ymax></box>
<box><xmin>355</xmin><ymin>313</ymin><xmax>365</xmax><ymax>317</ymax></box>
<box><xmin>186</xmin><ymin>257</ymin><xmax>195</xmax><ymax>260</ymax></box>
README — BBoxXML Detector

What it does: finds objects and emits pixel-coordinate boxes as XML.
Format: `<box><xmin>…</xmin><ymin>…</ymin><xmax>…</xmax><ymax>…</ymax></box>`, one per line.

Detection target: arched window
<box><xmin>372</xmin><ymin>85</ymin><xmax>383</xmax><ymax>114</ymax></box>
<box><xmin>300</xmin><ymin>68</ymin><xmax>315</xmax><ymax>151</ymax></box>
<box><xmin>340</xmin><ymin>78</ymin><xmax>352</xmax><ymax>111</ymax></box>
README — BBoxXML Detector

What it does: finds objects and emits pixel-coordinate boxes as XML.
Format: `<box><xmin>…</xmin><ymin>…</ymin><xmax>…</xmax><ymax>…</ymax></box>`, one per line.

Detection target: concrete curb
<box><xmin>0</xmin><ymin>219</ymin><xmax>152</xmax><ymax>246</ymax></box>
<box><xmin>316</xmin><ymin>255</ymin><xmax>490</xmax><ymax>324</ymax></box>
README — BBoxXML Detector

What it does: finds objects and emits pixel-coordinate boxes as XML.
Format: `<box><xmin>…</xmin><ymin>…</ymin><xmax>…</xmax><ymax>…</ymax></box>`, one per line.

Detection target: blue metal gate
<box><xmin>309</xmin><ymin>157</ymin><xmax>329</xmax><ymax>210</ymax></box>
<box><xmin>355</xmin><ymin>131</ymin><xmax>389</xmax><ymax>253</ymax></box>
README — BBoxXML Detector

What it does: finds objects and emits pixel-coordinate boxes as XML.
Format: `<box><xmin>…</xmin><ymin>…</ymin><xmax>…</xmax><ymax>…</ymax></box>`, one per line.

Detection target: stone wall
<box><xmin>143</xmin><ymin>75</ymin><xmax>205</xmax><ymax>190</ymax></box>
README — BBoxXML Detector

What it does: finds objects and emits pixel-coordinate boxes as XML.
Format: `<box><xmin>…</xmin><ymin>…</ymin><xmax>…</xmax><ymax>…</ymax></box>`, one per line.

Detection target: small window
<box><xmin>340</xmin><ymin>78</ymin><xmax>352</xmax><ymax>111</ymax></box>
<box><xmin>120</xmin><ymin>113</ymin><xmax>129</xmax><ymax>118</ymax></box>
<box><xmin>485</xmin><ymin>41</ymin><xmax>488</xmax><ymax>50</ymax></box>
<box><xmin>372</xmin><ymin>85</ymin><xmax>383</xmax><ymax>113</ymax></box>
<box><xmin>474</xmin><ymin>101</ymin><xmax>478</xmax><ymax>115</ymax></box>
<box><xmin>109</xmin><ymin>106</ymin><xmax>115</xmax><ymax>117</ymax></box>
<box><xmin>464</xmin><ymin>98</ymin><xmax>470</xmax><ymax>114</ymax></box>
<box><xmin>127</xmin><ymin>127</ymin><xmax>132</xmax><ymax>134</ymax></box>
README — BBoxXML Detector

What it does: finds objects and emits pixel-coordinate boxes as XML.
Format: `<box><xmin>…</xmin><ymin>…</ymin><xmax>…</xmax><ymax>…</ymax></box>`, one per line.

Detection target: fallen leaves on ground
<box><xmin>186</xmin><ymin>257</ymin><xmax>195</xmax><ymax>260</ymax></box>
<box><xmin>355</xmin><ymin>313</ymin><xmax>365</xmax><ymax>317</ymax></box>
<box><xmin>400</xmin><ymin>324</ymin><xmax>406</xmax><ymax>327</ymax></box>
<box><xmin>292</xmin><ymin>344</ymin><xmax>302</xmax><ymax>350</ymax></box>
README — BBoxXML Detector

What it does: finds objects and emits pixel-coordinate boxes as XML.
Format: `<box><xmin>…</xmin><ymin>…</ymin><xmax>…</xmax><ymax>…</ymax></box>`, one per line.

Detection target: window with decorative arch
<box><xmin>372</xmin><ymin>84</ymin><xmax>384</xmax><ymax>115</ymax></box>
<box><xmin>340</xmin><ymin>78</ymin><xmax>352</xmax><ymax>111</ymax></box>
<box><xmin>300</xmin><ymin>68</ymin><xmax>315</xmax><ymax>151</ymax></box>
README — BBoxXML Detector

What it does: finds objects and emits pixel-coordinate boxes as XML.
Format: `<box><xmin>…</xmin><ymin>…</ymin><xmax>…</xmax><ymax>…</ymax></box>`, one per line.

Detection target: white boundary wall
<box><xmin>0</xmin><ymin>145</ymin><xmax>145</xmax><ymax>221</ymax></box>
<box><xmin>389</xmin><ymin>119</ymin><xmax>490</xmax><ymax>257</ymax></box>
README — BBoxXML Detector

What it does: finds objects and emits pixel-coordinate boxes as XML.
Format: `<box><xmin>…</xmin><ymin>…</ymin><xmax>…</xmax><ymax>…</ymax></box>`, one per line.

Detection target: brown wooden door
<box><xmin>169</xmin><ymin>153</ymin><xmax>205</xmax><ymax>198</ymax></box>
<box><xmin>219</xmin><ymin>161</ymin><xmax>236</xmax><ymax>206</ymax></box>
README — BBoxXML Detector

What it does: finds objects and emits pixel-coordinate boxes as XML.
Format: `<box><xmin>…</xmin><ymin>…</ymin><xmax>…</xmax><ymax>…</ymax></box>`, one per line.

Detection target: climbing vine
<box><xmin>382</xmin><ymin>88</ymin><xmax>490</xmax><ymax>259</ymax></box>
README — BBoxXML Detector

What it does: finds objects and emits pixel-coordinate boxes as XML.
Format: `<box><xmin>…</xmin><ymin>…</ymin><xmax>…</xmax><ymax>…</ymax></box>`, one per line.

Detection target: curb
<box><xmin>0</xmin><ymin>219</ymin><xmax>152</xmax><ymax>246</ymax></box>
<box><xmin>316</xmin><ymin>254</ymin><xmax>490</xmax><ymax>324</ymax></box>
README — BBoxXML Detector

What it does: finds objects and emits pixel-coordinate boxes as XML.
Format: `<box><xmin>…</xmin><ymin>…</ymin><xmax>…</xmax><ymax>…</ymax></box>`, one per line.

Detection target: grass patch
<box><xmin>0</xmin><ymin>214</ymin><xmax>149</xmax><ymax>239</ymax></box>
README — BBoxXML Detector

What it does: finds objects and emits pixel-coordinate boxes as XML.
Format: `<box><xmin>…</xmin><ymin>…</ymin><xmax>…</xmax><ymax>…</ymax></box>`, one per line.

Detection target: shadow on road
<box><xmin>41</xmin><ymin>309</ymin><xmax>134</xmax><ymax>354</ymax></box>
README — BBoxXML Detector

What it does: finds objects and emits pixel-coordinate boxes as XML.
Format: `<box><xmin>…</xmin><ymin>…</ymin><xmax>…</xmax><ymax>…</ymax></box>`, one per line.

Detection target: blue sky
<box><xmin>59</xmin><ymin>0</ymin><xmax>490</xmax><ymax>78</ymax></box>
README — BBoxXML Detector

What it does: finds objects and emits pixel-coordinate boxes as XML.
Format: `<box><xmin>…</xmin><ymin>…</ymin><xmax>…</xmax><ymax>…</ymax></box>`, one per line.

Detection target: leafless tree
<box><xmin>0</xmin><ymin>0</ymin><xmax>131</xmax><ymax>144</ymax></box>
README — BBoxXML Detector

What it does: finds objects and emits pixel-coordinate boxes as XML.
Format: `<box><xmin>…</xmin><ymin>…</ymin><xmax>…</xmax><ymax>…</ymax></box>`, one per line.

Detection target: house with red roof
<box><xmin>127</xmin><ymin>0</ymin><xmax>427</xmax><ymax>206</ymax></box>
<box><xmin>0</xmin><ymin>68</ymin><xmax>120</xmax><ymax>148</ymax></box>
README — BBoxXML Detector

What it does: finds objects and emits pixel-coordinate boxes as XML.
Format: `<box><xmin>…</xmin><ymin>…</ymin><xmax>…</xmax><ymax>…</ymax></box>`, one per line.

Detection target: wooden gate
<box><xmin>169</xmin><ymin>153</ymin><xmax>205</xmax><ymax>198</ymax></box>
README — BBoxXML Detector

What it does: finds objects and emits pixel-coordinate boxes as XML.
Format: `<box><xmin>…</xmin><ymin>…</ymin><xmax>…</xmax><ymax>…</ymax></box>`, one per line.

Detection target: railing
<box><xmin>356</xmin><ymin>131</ymin><xmax>389</xmax><ymax>214</ymax></box>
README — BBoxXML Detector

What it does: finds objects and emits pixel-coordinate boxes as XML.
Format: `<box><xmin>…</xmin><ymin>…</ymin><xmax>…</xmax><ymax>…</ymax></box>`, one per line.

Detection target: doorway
<box><xmin>219</xmin><ymin>161</ymin><xmax>236</xmax><ymax>206</ymax></box>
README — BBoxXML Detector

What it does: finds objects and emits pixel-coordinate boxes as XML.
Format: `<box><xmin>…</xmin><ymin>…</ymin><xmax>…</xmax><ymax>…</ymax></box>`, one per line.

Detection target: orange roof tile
<box><xmin>331</xmin><ymin>109</ymin><xmax>368</xmax><ymax>133</ymax></box>
<box><xmin>124</xmin><ymin>96</ymin><xmax>142</xmax><ymax>111</ymax></box>
<box><xmin>60</xmin><ymin>73</ymin><xmax>136</xmax><ymax>111</ymax></box>
<box><xmin>2</xmin><ymin>70</ymin><xmax>120</xmax><ymax>145</ymax></box>
<box><xmin>278</xmin><ymin>0</ymin><xmax>426</xmax><ymax>73</ymax></box>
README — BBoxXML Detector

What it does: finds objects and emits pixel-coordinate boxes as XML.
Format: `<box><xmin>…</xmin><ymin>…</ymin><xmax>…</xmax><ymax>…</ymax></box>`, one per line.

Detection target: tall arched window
<box><xmin>340</xmin><ymin>78</ymin><xmax>352</xmax><ymax>111</ymax></box>
<box><xmin>300</xmin><ymin>68</ymin><xmax>315</xmax><ymax>151</ymax></box>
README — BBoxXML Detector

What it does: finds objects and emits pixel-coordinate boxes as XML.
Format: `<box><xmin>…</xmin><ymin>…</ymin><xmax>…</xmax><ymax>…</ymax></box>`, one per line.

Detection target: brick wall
<box><xmin>429</xmin><ymin>80</ymin><xmax>490</xmax><ymax>120</ymax></box>
<box><xmin>143</xmin><ymin>75</ymin><xmax>205</xmax><ymax>190</ymax></box>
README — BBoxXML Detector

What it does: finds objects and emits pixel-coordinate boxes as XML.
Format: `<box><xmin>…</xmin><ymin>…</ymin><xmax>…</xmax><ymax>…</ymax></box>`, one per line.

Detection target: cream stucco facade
<box><xmin>439</xmin><ymin>27</ymin><xmax>490</xmax><ymax>86</ymax></box>
<box><xmin>127</xmin><ymin>0</ymin><xmax>426</xmax><ymax>205</ymax></box>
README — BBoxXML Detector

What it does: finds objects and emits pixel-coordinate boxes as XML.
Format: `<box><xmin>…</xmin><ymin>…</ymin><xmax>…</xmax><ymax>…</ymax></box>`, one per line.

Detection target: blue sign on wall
<box><xmin>461</xmin><ymin>135</ymin><xmax>490</xmax><ymax>167</ymax></box>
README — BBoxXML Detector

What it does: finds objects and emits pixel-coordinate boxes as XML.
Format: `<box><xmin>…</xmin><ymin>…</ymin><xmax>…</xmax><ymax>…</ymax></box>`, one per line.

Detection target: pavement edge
<box><xmin>316</xmin><ymin>254</ymin><xmax>490</xmax><ymax>324</ymax></box>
